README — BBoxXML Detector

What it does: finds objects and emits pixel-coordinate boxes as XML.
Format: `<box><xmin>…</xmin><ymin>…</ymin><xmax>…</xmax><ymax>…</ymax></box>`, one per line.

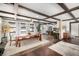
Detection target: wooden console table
<box><xmin>10</xmin><ymin>33</ymin><xmax>42</xmax><ymax>47</ymax></box>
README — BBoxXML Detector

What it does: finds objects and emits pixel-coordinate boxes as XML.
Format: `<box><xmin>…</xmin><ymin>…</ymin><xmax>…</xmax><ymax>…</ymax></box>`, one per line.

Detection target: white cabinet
<box><xmin>30</xmin><ymin>23</ymin><xmax>34</xmax><ymax>32</ymax></box>
<box><xmin>19</xmin><ymin>21</ymin><xmax>27</xmax><ymax>35</ymax></box>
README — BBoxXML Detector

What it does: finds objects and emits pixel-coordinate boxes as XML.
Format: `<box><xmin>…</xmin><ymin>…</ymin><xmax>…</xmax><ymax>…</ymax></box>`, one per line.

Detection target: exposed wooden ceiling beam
<box><xmin>33</xmin><ymin>21</ymin><xmax>55</xmax><ymax>25</ymax></box>
<box><xmin>57</xmin><ymin>3</ymin><xmax>77</xmax><ymax>21</ymax></box>
<box><xmin>63</xmin><ymin>17</ymin><xmax>79</xmax><ymax>21</ymax></box>
<box><xmin>17</xmin><ymin>14</ymin><xmax>57</xmax><ymax>23</ymax></box>
<box><xmin>0</xmin><ymin>16</ymin><xmax>30</xmax><ymax>22</ymax></box>
<box><xmin>0</xmin><ymin>16</ymin><xmax>54</xmax><ymax>24</ymax></box>
<box><xmin>9</xmin><ymin>3</ymin><xmax>49</xmax><ymax>17</ymax></box>
<box><xmin>7</xmin><ymin>3</ymin><xmax>60</xmax><ymax>21</ymax></box>
<box><xmin>19</xmin><ymin>5</ymin><xmax>49</xmax><ymax>17</ymax></box>
<box><xmin>18</xmin><ymin>4</ymin><xmax>60</xmax><ymax>21</ymax></box>
<box><xmin>5</xmin><ymin>3</ymin><xmax>79</xmax><ymax>21</ymax></box>
<box><xmin>0</xmin><ymin>10</ymin><xmax>56</xmax><ymax>23</ymax></box>
<box><xmin>44</xmin><ymin>6</ymin><xmax>79</xmax><ymax>19</ymax></box>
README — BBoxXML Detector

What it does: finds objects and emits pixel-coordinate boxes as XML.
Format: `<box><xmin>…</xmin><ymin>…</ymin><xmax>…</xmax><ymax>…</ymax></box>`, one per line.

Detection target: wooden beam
<box><xmin>19</xmin><ymin>5</ymin><xmax>49</xmax><ymax>17</ymax></box>
<box><xmin>44</xmin><ymin>6</ymin><xmax>79</xmax><ymax>19</ymax></box>
<box><xmin>5</xmin><ymin>3</ymin><xmax>79</xmax><ymax>21</ymax></box>
<box><xmin>51</xmin><ymin>17</ymin><xmax>60</xmax><ymax>21</ymax></box>
<box><xmin>17</xmin><ymin>14</ymin><xmax>57</xmax><ymax>23</ymax></box>
<box><xmin>57</xmin><ymin>3</ymin><xmax>77</xmax><ymax>21</ymax></box>
<box><xmin>0</xmin><ymin>16</ymin><xmax>30</xmax><ymax>22</ymax></box>
<box><xmin>18</xmin><ymin>4</ymin><xmax>60</xmax><ymax>21</ymax></box>
<box><xmin>33</xmin><ymin>21</ymin><xmax>56</xmax><ymax>25</ymax></box>
<box><xmin>63</xmin><ymin>17</ymin><xmax>79</xmax><ymax>21</ymax></box>
<box><xmin>0</xmin><ymin>10</ymin><xmax>56</xmax><ymax>23</ymax></box>
<box><xmin>5</xmin><ymin>3</ymin><xmax>60</xmax><ymax>21</ymax></box>
<box><xmin>0</xmin><ymin>16</ymin><xmax>56</xmax><ymax>25</ymax></box>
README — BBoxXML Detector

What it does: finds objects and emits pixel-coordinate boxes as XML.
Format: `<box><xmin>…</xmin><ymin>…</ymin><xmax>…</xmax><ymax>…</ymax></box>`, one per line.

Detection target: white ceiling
<box><xmin>65</xmin><ymin>3</ymin><xmax>79</xmax><ymax>9</ymax></box>
<box><xmin>71</xmin><ymin>9</ymin><xmax>79</xmax><ymax>18</ymax></box>
<box><xmin>0</xmin><ymin>4</ymin><xmax>14</xmax><ymax>13</ymax></box>
<box><xmin>45</xmin><ymin>18</ymin><xmax>58</xmax><ymax>22</ymax></box>
<box><xmin>18</xmin><ymin>7</ymin><xmax>46</xmax><ymax>19</ymax></box>
<box><xmin>0</xmin><ymin>12</ymin><xmax>31</xmax><ymax>21</ymax></box>
<box><xmin>19</xmin><ymin>3</ymin><xmax>65</xmax><ymax>16</ymax></box>
<box><xmin>0</xmin><ymin>3</ymin><xmax>79</xmax><ymax>22</ymax></box>
<box><xmin>54</xmin><ymin>13</ymin><xmax>73</xmax><ymax>20</ymax></box>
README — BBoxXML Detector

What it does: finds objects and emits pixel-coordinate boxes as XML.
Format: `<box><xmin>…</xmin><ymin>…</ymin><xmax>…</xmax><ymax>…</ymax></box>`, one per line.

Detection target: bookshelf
<box><xmin>19</xmin><ymin>22</ymin><xmax>27</xmax><ymax>34</ymax></box>
<box><xmin>2</xmin><ymin>17</ymin><xmax>37</xmax><ymax>40</ymax></box>
<box><xmin>30</xmin><ymin>23</ymin><xmax>34</xmax><ymax>32</ymax></box>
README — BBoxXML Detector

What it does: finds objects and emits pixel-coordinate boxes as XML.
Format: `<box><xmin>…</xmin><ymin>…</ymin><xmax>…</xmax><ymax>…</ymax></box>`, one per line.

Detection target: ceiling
<box><xmin>0</xmin><ymin>3</ymin><xmax>79</xmax><ymax>23</ymax></box>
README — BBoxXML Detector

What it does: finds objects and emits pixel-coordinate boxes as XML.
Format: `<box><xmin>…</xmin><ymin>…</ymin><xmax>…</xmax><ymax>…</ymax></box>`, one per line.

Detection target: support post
<box><xmin>59</xmin><ymin>20</ymin><xmax>63</xmax><ymax>40</ymax></box>
<box><xmin>0</xmin><ymin>17</ymin><xmax>2</xmax><ymax>43</ymax></box>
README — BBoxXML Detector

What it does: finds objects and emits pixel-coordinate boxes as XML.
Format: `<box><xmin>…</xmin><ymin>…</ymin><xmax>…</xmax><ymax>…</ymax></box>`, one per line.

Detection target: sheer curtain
<box><xmin>71</xmin><ymin>23</ymin><xmax>79</xmax><ymax>36</ymax></box>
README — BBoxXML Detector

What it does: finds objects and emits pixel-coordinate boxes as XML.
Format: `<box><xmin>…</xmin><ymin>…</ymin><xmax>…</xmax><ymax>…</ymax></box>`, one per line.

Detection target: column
<box><xmin>14</xmin><ymin>3</ymin><xmax>18</xmax><ymax>20</ymax></box>
<box><xmin>0</xmin><ymin>17</ymin><xmax>2</xmax><ymax>43</ymax></box>
<box><xmin>59</xmin><ymin>20</ymin><xmax>63</xmax><ymax>40</ymax></box>
<box><xmin>78</xmin><ymin>24</ymin><xmax>79</xmax><ymax>36</ymax></box>
<box><xmin>14</xmin><ymin>3</ymin><xmax>19</xmax><ymax>35</ymax></box>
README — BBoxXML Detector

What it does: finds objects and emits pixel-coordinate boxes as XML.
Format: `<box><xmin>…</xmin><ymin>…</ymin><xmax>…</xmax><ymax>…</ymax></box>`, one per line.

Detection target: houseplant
<box><xmin>1</xmin><ymin>22</ymin><xmax>11</xmax><ymax>44</ymax></box>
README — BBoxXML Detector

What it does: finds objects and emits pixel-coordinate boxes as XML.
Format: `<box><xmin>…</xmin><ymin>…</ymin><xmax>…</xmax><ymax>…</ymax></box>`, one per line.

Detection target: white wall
<box><xmin>61</xmin><ymin>20</ymin><xmax>76</xmax><ymax>38</ymax></box>
<box><xmin>62</xmin><ymin>21</ymin><xmax>70</xmax><ymax>32</ymax></box>
<box><xmin>62</xmin><ymin>20</ymin><xmax>75</xmax><ymax>32</ymax></box>
<box><xmin>41</xmin><ymin>24</ymin><xmax>48</xmax><ymax>34</ymax></box>
<box><xmin>71</xmin><ymin>23</ymin><xmax>79</xmax><ymax>36</ymax></box>
<box><xmin>57</xmin><ymin>20</ymin><xmax>72</xmax><ymax>39</ymax></box>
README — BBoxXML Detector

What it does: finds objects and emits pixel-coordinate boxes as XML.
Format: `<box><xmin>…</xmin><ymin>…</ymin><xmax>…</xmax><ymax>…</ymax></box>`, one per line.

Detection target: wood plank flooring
<box><xmin>13</xmin><ymin>35</ymin><xmax>62</xmax><ymax>56</ymax></box>
<box><xmin>10</xmin><ymin>35</ymin><xmax>79</xmax><ymax>56</ymax></box>
<box><xmin>13</xmin><ymin>43</ymin><xmax>62</xmax><ymax>56</ymax></box>
<box><xmin>21</xmin><ymin>45</ymin><xmax>62</xmax><ymax>56</ymax></box>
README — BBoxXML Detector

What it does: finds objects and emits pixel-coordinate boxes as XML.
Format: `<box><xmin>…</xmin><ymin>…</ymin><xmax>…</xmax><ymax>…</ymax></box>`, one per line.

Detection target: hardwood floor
<box><xmin>2</xmin><ymin>34</ymin><xmax>79</xmax><ymax>56</ymax></box>
<box><xmin>13</xmin><ymin>42</ymin><xmax>62</xmax><ymax>56</ymax></box>
<box><xmin>13</xmin><ymin>35</ymin><xmax>62</xmax><ymax>56</ymax></box>
<box><xmin>21</xmin><ymin>45</ymin><xmax>62</xmax><ymax>56</ymax></box>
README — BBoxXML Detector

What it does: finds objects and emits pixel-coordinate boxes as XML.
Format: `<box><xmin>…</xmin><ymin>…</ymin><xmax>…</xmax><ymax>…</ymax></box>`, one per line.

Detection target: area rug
<box><xmin>3</xmin><ymin>39</ymin><xmax>49</xmax><ymax>56</ymax></box>
<box><xmin>49</xmin><ymin>41</ymin><xmax>79</xmax><ymax>56</ymax></box>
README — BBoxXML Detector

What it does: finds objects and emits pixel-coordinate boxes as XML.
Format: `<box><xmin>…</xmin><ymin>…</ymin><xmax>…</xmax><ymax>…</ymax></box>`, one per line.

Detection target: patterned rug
<box><xmin>49</xmin><ymin>41</ymin><xmax>79</xmax><ymax>56</ymax></box>
<box><xmin>3</xmin><ymin>39</ymin><xmax>49</xmax><ymax>56</ymax></box>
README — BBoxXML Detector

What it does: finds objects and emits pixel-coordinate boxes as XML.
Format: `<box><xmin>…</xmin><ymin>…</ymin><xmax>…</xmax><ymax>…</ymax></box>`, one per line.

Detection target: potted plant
<box><xmin>1</xmin><ymin>22</ymin><xmax>11</xmax><ymax>44</ymax></box>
